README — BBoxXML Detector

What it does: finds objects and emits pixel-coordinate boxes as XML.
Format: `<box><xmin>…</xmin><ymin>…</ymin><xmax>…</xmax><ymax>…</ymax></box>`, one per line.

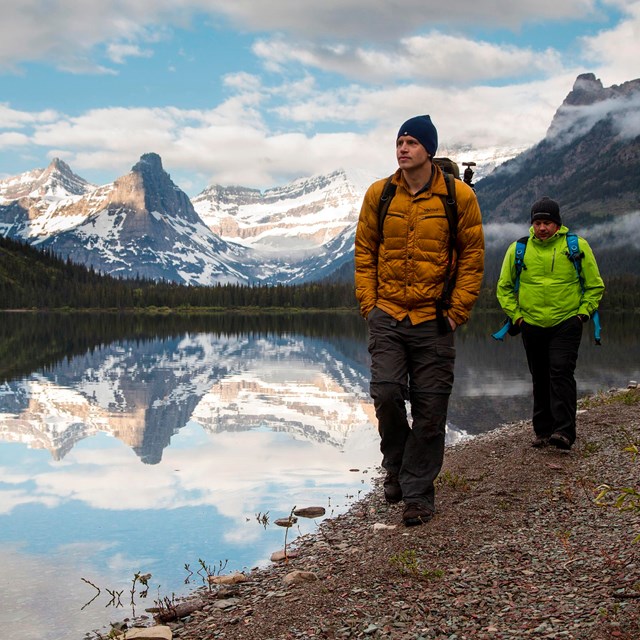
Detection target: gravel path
<box><xmin>150</xmin><ymin>388</ymin><xmax>640</xmax><ymax>640</ymax></box>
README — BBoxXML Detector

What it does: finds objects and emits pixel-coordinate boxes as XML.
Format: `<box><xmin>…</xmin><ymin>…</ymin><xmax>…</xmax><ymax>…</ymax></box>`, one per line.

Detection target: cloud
<box><xmin>588</xmin><ymin>211</ymin><xmax>640</xmax><ymax>249</ymax></box>
<box><xmin>6</xmin><ymin>426</ymin><xmax>378</xmax><ymax>518</ymax></box>
<box><xmin>484</xmin><ymin>222</ymin><xmax>528</xmax><ymax>251</ymax></box>
<box><xmin>0</xmin><ymin>103</ymin><xmax>59</xmax><ymax>128</ymax></box>
<box><xmin>215</xmin><ymin>0</ymin><xmax>599</xmax><ymax>38</ymax></box>
<box><xmin>547</xmin><ymin>91</ymin><xmax>640</xmax><ymax>148</ymax></box>
<box><xmin>0</xmin><ymin>1</ymin><xmax>170</xmax><ymax>72</ymax></box>
<box><xmin>580</xmin><ymin>0</ymin><xmax>640</xmax><ymax>83</ymax></box>
<box><xmin>0</xmin><ymin>131</ymin><xmax>30</xmax><ymax>148</ymax></box>
<box><xmin>106</xmin><ymin>43</ymin><xmax>154</xmax><ymax>65</ymax></box>
<box><xmin>1</xmin><ymin>2</ymin><xmax>637</xmax><ymax>191</ymax></box>
<box><xmin>254</xmin><ymin>33</ymin><xmax>564</xmax><ymax>85</ymax></box>
<box><xmin>484</xmin><ymin>212</ymin><xmax>640</xmax><ymax>256</ymax></box>
<box><xmin>0</xmin><ymin>0</ymin><xmax>600</xmax><ymax>71</ymax></box>
<box><xmin>0</xmin><ymin>72</ymin><xmax>577</xmax><ymax>191</ymax></box>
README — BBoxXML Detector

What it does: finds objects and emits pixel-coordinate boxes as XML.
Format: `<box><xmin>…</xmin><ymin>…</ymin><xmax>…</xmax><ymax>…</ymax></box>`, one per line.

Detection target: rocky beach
<box><xmin>116</xmin><ymin>387</ymin><xmax>640</xmax><ymax>640</ymax></box>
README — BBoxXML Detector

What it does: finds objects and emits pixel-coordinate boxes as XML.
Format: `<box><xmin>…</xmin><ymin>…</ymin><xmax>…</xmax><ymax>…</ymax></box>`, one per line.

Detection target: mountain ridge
<box><xmin>1</xmin><ymin>72</ymin><xmax>639</xmax><ymax>285</ymax></box>
<box><xmin>475</xmin><ymin>73</ymin><xmax>640</xmax><ymax>224</ymax></box>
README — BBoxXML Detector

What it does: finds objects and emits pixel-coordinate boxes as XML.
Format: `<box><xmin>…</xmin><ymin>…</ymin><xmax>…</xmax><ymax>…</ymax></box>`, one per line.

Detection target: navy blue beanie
<box><xmin>397</xmin><ymin>115</ymin><xmax>438</xmax><ymax>156</ymax></box>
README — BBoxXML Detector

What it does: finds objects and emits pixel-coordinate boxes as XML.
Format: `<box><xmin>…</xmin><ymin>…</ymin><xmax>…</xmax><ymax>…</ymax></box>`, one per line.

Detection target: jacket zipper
<box><xmin>551</xmin><ymin>248</ymin><xmax>556</xmax><ymax>272</ymax></box>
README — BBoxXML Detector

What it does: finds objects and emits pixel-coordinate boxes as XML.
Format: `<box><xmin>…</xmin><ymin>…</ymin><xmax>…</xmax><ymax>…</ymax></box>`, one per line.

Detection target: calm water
<box><xmin>0</xmin><ymin>311</ymin><xmax>637</xmax><ymax>639</ymax></box>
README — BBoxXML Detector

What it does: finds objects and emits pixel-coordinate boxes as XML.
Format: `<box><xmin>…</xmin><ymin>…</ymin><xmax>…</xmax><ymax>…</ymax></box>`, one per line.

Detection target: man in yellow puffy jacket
<box><xmin>355</xmin><ymin>115</ymin><xmax>484</xmax><ymax>526</ymax></box>
<box><xmin>496</xmin><ymin>196</ymin><xmax>604</xmax><ymax>451</ymax></box>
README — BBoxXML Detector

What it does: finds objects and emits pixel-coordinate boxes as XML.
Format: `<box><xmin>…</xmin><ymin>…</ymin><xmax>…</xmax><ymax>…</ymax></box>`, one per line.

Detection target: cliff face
<box><xmin>475</xmin><ymin>74</ymin><xmax>640</xmax><ymax>225</ymax></box>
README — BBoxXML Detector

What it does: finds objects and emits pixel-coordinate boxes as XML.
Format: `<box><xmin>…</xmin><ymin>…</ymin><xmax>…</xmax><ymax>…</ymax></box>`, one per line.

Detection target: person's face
<box><xmin>396</xmin><ymin>135</ymin><xmax>430</xmax><ymax>171</ymax></box>
<box><xmin>532</xmin><ymin>219</ymin><xmax>560</xmax><ymax>241</ymax></box>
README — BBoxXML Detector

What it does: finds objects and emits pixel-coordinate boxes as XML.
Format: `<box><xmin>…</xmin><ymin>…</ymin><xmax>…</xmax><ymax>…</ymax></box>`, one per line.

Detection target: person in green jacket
<box><xmin>496</xmin><ymin>196</ymin><xmax>604</xmax><ymax>450</ymax></box>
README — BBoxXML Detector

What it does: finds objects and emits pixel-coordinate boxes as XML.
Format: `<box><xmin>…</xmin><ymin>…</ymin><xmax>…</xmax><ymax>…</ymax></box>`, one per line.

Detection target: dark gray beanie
<box><xmin>531</xmin><ymin>196</ymin><xmax>561</xmax><ymax>225</ymax></box>
<box><xmin>397</xmin><ymin>115</ymin><xmax>438</xmax><ymax>156</ymax></box>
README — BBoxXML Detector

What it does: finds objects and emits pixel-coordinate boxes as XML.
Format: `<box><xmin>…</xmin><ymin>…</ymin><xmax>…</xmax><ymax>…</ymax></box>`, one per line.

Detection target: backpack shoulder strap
<box><xmin>565</xmin><ymin>233</ymin><xmax>581</xmax><ymax>261</ymax></box>
<box><xmin>492</xmin><ymin>235</ymin><xmax>528</xmax><ymax>341</ymax></box>
<box><xmin>377</xmin><ymin>175</ymin><xmax>396</xmax><ymax>240</ymax></box>
<box><xmin>440</xmin><ymin>171</ymin><xmax>458</xmax><ymax>245</ymax></box>
<box><xmin>565</xmin><ymin>233</ymin><xmax>602</xmax><ymax>345</ymax></box>
<box><xmin>513</xmin><ymin>236</ymin><xmax>528</xmax><ymax>293</ymax></box>
<box><xmin>565</xmin><ymin>233</ymin><xmax>585</xmax><ymax>288</ymax></box>
<box><xmin>435</xmin><ymin>172</ymin><xmax>460</xmax><ymax>334</ymax></box>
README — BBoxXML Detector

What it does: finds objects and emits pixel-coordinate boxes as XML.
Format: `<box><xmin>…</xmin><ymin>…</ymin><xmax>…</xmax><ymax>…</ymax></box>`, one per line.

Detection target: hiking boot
<box><xmin>549</xmin><ymin>432</ymin><xmax>572</xmax><ymax>450</ymax></box>
<box><xmin>383</xmin><ymin>473</ymin><xmax>402</xmax><ymax>504</ymax></box>
<box><xmin>531</xmin><ymin>435</ymin><xmax>550</xmax><ymax>448</ymax></box>
<box><xmin>402</xmin><ymin>503</ymin><xmax>433</xmax><ymax>527</ymax></box>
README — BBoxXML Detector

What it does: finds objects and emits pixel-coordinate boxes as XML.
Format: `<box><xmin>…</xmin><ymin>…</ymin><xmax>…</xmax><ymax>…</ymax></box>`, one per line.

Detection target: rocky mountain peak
<box><xmin>545</xmin><ymin>73</ymin><xmax>640</xmax><ymax>143</ymax></box>
<box><xmin>563</xmin><ymin>73</ymin><xmax>605</xmax><ymax>106</ymax></box>
<box><xmin>132</xmin><ymin>152</ymin><xmax>164</xmax><ymax>176</ymax></box>
<box><xmin>108</xmin><ymin>152</ymin><xmax>200</xmax><ymax>224</ymax></box>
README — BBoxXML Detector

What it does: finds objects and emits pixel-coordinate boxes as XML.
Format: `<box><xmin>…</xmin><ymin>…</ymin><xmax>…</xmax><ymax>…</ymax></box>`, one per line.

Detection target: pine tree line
<box><xmin>2</xmin><ymin>236</ymin><xmax>638</xmax><ymax>311</ymax></box>
<box><xmin>0</xmin><ymin>236</ymin><xmax>357</xmax><ymax>310</ymax></box>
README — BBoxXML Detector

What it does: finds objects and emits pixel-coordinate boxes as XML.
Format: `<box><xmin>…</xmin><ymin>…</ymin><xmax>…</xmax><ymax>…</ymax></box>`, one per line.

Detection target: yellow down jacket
<box><xmin>355</xmin><ymin>165</ymin><xmax>484</xmax><ymax>326</ymax></box>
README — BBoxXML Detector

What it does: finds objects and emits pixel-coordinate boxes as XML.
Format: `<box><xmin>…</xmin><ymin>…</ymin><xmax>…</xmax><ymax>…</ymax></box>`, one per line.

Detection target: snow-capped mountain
<box><xmin>0</xmin><ymin>158</ymin><xmax>96</xmax><ymax>240</ymax></box>
<box><xmin>192</xmin><ymin>169</ymin><xmax>364</xmax><ymax>254</ymax></box>
<box><xmin>0</xmin><ymin>157</ymin><xmax>93</xmax><ymax>202</ymax></box>
<box><xmin>0</xmin><ymin>156</ymin><xmax>373</xmax><ymax>284</ymax></box>
<box><xmin>36</xmin><ymin>154</ymin><xmax>254</xmax><ymax>285</ymax></box>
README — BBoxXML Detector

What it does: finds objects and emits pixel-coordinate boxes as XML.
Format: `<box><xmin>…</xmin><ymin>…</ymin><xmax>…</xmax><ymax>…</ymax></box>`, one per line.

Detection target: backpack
<box><xmin>491</xmin><ymin>233</ymin><xmax>602</xmax><ymax>344</ymax></box>
<box><xmin>377</xmin><ymin>157</ymin><xmax>459</xmax><ymax>335</ymax></box>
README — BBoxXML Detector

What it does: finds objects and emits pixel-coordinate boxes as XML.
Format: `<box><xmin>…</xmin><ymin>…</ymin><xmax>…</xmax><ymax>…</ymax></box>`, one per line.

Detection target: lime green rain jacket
<box><xmin>496</xmin><ymin>225</ymin><xmax>604</xmax><ymax>328</ymax></box>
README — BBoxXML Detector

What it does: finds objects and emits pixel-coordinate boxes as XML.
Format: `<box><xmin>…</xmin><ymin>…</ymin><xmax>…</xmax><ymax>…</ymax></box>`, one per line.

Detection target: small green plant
<box><xmin>389</xmin><ymin>549</ymin><xmax>444</xmax><ymax>581</ymax></box>
<box><xmin>624</xmin><ymin>442</ymin><xmax>638</xmax><ymax>462</ymax></box>
<box><xmin>436</xmin><ymin>470</ymin><xmax>470</xmax><ymax>491</ymax></box>
<box><xmin>580</xmin><ymin>440</ymin><xmax>601</xmax><ymax>457</ymax></box>
<box><xmin>594</xmin><ymin>436</ymin><xmax>640</xmax><ymax>543</ymax></box>
<box><xmin>620</xmin><ymin>390</ymin><xmax>640</xmax><ymax>405</ymax></box>
<box><xmin>595</xmin><ymin>485</ymin><xmax>640</xmax><ymax>542</ymax></box>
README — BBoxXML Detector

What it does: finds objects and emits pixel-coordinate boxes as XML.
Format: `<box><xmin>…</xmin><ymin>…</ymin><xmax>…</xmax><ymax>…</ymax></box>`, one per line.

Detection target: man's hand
<box><xmin>448</xmin><ymin>317</ymin><xmax>457</xmax><ymax>332</ymax></box>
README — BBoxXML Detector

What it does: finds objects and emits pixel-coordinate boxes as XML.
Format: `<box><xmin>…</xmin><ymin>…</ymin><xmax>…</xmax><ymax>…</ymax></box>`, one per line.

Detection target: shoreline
<box><xmin>122</xmin><ymin>387</ymin><xmax>639</xmax><ymax>640</ymax></box>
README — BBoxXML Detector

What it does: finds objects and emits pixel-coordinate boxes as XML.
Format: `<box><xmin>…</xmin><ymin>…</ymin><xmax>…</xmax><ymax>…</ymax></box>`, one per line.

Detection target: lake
<box><xmin>0</xmin><ymin>311</ymin><xmax>638</xmax><ymax>639</ymax></box>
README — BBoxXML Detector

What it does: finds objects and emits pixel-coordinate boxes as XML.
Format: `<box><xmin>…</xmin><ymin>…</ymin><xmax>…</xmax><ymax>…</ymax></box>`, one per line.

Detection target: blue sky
<box><xmin>1</xmin><ymin>0</ymin><xmax>638</xmax><ymax>195</ymax></box>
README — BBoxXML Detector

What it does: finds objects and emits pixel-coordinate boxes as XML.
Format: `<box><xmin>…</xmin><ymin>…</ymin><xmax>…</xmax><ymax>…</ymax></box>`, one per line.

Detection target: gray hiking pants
<box><xmin>367</xmin><ymin>307</ymin><xmax>455</xmax><ymax>511</ymax></box>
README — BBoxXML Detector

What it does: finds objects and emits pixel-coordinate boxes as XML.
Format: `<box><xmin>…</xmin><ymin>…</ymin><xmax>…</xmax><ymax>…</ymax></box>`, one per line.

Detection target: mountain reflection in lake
<box><xmin>0</xmin><ymin>311</ymin><xmax>638</xmax><ymax>640</ymax></box>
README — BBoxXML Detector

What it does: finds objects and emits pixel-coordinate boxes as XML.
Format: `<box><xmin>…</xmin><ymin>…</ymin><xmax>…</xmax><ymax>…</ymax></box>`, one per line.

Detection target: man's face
<box><xmin>396</xmin><ymin>135</ymin><xmax>430</xmax><ymax>171</ymax></box>
<box><xmin>532</xmin><ymin>219</ymin><xmax>560</xmax><ymax>241</ymax></box>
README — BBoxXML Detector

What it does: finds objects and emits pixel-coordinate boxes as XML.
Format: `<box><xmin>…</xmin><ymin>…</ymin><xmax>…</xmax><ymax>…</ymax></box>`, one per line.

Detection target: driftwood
<box><xmin>153</xmin><ymin>599</ymin><xmax>205</xmax><ymax>623</ymax></box>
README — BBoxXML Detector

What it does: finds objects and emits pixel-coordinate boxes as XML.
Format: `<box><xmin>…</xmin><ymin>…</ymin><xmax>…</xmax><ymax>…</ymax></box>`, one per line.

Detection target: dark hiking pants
<box><xmin>521</xmin><ymin>316</ymin><xmax>583</xmax><ymax>445</ymax></box>
<box><xmin>367</xmin><ymin>308</ymin><xmax>455</xmax><ymax>511</ymax></box>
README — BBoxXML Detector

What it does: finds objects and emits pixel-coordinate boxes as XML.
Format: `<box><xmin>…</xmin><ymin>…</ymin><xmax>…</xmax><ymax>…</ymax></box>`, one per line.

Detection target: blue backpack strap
<box><xmin>592</xmin><ymin>310</ymin><xmax>602</xmax><ymax>345</ymax></box>
<box><xmin>491</xmin><ymin>318</ymin><xmax>511</xmax><ymax>341</ymax></box>
<box><xmin>565</xmin><ymin>233</ymin><xmax>602</xmax><ymax>345</ymax></box>
<box><xmin>513</xmin><ymin>236</ymin><xmax>528</xmax><ymax>293</ymax></box>
<box><xmin>492</xmin><ymin>236</ymin><xmax>529</xmax><ymax>341</ymax></box>
<box><xmin>565</xmin><ymin>233</ymin><xmax>584</xmax><ymax>287</ymax></box>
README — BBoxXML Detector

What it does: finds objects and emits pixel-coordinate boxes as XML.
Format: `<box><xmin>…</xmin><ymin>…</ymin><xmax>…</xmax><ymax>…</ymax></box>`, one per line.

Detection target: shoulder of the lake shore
<box><xmin>123</xmin><ymin>384</ymin><xmax>640</xmax><ymax>640</ymax></box>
